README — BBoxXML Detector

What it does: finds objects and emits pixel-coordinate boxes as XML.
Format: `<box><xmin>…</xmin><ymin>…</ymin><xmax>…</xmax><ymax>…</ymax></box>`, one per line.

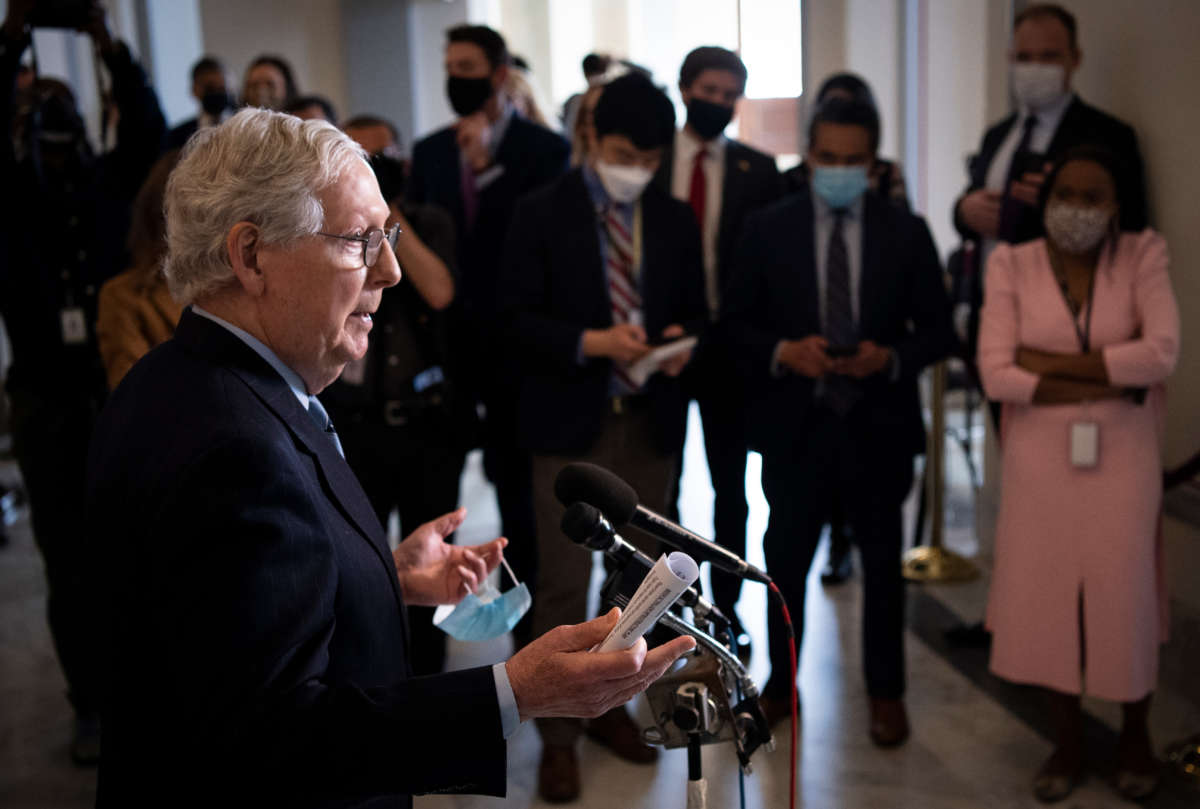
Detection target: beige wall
<box><xmin>199</xmin><ymin>0</ymin><xmax>349</xmax><ymax>121</ymax></box>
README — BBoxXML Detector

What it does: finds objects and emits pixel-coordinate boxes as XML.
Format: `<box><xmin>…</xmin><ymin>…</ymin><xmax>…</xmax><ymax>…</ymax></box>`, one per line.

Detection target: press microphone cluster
<box><xmin>560</xmin><ymin>502</ymin><xmax>730</xmax><ymax>630</ymax></box>
<box><xmin>554</xmin><ymin>462</ymin><xmax>772</xmax><ymax>585</ymax></box>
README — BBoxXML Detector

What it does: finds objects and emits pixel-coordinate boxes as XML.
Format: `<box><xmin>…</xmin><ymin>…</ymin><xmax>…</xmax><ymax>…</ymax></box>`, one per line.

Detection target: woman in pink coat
<box><xmin>978</xmin><ymin>146</ymin><xmax>1179</xmax><ymax>803</ymax></box>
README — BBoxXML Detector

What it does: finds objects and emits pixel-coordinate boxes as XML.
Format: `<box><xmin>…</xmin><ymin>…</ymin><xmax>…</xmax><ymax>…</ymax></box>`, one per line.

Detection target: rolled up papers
<box><xmin>595</xmin><ymin>551</ymin><xmax>700</xmax><ymax>653</ymax></box>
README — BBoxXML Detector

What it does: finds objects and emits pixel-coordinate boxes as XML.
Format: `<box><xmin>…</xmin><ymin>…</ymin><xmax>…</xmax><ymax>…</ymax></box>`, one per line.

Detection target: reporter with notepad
<box><xmin>498</xmin><ymin>72</ymin><xmax>707</xmax><ymax>802</ymax></box>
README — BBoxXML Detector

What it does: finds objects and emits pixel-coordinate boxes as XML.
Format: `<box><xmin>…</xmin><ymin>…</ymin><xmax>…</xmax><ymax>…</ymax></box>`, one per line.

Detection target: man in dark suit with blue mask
<box><xmin>408</xmin><ymin>26</ymin><xmax>570</xmax><ymax>646</ymax></box>
<box><xmin>85</xmin><ymin>108</ymin><xmax>694</xmax><ymax>809</ymax></box>
<box><xmin>723</xmin><ymin>97</ymin><xmax>954</xmax><ymax>747</ymax></box>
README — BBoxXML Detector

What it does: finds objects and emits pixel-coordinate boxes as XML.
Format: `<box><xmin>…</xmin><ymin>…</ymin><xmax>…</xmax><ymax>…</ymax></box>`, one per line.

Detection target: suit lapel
<box><xmin>1045</xmin><ymin>97</ymin><xmax>1085</xmax><ymax>158</ymax></box>
<box><xmin>652</xmin><ymin>143</ymin><xmax>675</xmax><ymax>196</ymax></box>
<box><xmin>858</xmin><ymin>197</ymin><xmax>886</xmax><ymax>335</ymax></box>
<box><xmin>174</xmin><ymin>310</ymin><xmax>403</xmax><ymax>608</ymax></box>
<box><xmin>564</xmin><ymin>170</ymin><xmax>613</xmax><ymax>324</ymax></box>
<box><xmin>718</xmin><ymin>141</ymin><xmax>750</xmax><ymax>287</ymax></box>
<box><xmin>787</xmin><ymin>194</ymin><xmax>821</xmax><ymax>335</ymax></box>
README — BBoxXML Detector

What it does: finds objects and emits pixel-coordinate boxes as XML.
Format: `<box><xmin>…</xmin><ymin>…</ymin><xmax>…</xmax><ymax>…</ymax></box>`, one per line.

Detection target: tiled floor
<box><xmin>1</xmin><ymin>405</ymin><xmax>1198</xmax><ymax>808</ymax></box>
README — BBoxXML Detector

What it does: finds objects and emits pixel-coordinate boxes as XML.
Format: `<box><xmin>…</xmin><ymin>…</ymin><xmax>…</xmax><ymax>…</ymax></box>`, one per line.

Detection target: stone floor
<box><xmin>1</xmin><ymin>404</ymin><xmax>1198</xmax><ymax>808</ymax></box>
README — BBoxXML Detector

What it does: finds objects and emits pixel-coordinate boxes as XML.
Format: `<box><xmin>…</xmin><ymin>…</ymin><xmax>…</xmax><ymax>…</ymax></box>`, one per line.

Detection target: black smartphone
<box><xmin>825</xmin><ymin>343</ymin><xmax>859</xmax><ymax>359</ymax></box>
<box><xmin>1011</xmin><ymin>149</ymin><xmax>1048</xmax><ymax>180</ymax></box>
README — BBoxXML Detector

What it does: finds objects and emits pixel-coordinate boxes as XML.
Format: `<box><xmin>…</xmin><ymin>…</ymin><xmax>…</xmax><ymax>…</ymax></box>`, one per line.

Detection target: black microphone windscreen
<box><xmin>553</xmin><ymin>462</ymin><xmax>639</xmax><ymax>525</ymax></box>
<box><xmin>560</xmin><ymin>502</ymin><xmax>601</xmax><ymax>544</ymax></box>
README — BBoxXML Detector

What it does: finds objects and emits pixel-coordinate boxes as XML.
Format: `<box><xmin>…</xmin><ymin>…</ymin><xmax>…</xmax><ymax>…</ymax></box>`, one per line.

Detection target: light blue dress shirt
<box><xmin>191</xmin><ymin>306</ymin><xmax>522</xmax><ymax>739</ymax></box>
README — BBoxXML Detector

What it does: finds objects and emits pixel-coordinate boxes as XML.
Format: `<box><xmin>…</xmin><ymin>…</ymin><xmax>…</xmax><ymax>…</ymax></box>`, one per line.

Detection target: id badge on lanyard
<box><xmin>1059</xmin><ymin>268</ymin><xmax>1099</xmax><ymax>469</ymax></box>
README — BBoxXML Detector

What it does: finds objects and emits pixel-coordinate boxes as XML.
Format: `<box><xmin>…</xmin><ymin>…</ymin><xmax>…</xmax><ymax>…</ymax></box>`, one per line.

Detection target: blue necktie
<box><xmin>307</xmin><ymin>396</ymin><xmax>344</xmax><ymax>458</ymax></box>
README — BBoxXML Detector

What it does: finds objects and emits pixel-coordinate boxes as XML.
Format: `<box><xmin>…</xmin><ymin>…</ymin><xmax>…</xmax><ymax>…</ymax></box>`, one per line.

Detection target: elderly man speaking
<box><xmin>85</xmin><ymin>109</ymin><xmax>694</xmax><ymax>808</ymax></box>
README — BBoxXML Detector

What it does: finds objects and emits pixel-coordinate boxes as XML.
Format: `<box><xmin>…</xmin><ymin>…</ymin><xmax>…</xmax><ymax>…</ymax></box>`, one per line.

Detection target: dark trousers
<box><xmin>338</xmin><ymin>417</ymin><xmax>467</xmax><ymax>676</ymax></box>
<box><xmin>9</xmin><ymin>387</ymin><xmax>100</xmax><ymax>716</ymax></box>
<box><xmin>479</xmin><ymin>384</ymin><xmax>538</xmax><ymax>648</ymax></box>
<box><xmin>695</xmin><ymin>390</ymin><xmax>750</xmax><ymax>629</ymax></box>
<box><xmin>760</xmin><ymin>407</ymin><xmax>910</xmax><ymax>701</ymax></box>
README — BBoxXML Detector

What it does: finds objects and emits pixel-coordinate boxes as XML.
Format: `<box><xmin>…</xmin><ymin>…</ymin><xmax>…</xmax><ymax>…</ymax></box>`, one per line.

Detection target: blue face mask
<box><xmin>811</xmin><ymin>164</ymin><xmax>870</xmax><ymax>209</ymax></box>
<box><xmin>432</xmin><ymin>560</ymin><xmax>531</xmax><ymax>642</ymax></box>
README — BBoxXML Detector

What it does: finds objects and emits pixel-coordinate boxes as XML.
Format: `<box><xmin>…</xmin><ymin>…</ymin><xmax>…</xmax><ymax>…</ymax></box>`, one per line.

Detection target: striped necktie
<box><xmin>307</xmin><ymin>395</ymin><xmax>345</xmax><ymax>458</ymax></box>
<box><xmin>603</xmin><ymin>204</ymin><xmax>641</xmax><ymax>394</ymax></box>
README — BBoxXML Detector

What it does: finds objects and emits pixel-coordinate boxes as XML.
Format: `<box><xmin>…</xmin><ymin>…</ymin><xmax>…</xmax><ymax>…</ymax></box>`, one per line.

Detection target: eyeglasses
<box><xmin>315</xmin><ymin>223</ymin><xmax>402</xmax><ymax>268</ymax></box>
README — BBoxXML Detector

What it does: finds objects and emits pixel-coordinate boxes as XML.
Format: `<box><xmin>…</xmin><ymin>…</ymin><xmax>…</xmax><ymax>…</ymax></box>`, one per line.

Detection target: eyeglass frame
<box><xmin>315</xmin><ymin>222</ymin><xmax>402</xmax><ymax>268</ymax></box>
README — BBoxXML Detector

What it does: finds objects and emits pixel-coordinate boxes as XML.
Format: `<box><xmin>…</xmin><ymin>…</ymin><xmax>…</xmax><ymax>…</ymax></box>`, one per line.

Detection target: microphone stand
<box><xmin>596</xmin><ymin>561</ymin><xmax>774</xmax><ymax>809</ymax></box>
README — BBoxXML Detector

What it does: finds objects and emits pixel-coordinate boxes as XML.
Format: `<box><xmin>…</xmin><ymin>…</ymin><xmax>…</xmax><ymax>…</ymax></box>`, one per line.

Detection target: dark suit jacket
<box><xmin>408</xmin><ymin>114</ymin><xmax>569</xmax><ymax>320</ymax></box>
<box><xmin>722</xmin><ymin>190</ymin><xmax>954</xmax><ymax>460</ymax></box>
<box><xmin>86</xmin><ymin>310</ymin><xmax>505</xmax><ymax>808</ymax></box>
<box><xmin>499</xmin><ymin>169</ymin><xmax>708</xmax><ymax>455</ymax></box>
<box><xmin>652</xmin><ymin>137</ymin><xmax>782</xmax><ymax>298</ymax></box>
<box><xmin>652</xmin><ymin>137</ymin><xmax>782</xmax><ymax>403</ymax></box>
<box><xmin>953</xmin><ymin>97</ymin><xmax>1147</xmax><ymax>243</ymax></box>
<box><xmin>165</xmin><ymin>116</ymin><xmax>199</xmax><ymax>150</ymax></box>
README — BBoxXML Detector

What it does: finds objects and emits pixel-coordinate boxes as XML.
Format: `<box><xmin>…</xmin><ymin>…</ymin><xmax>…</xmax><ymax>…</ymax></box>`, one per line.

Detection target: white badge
<box><xmin>60</xmin><ymin>307</ymin><xmax>88</xmax><ymax>345</ymax></box>
<box><xmin>1070</xmin><ymin>422</ymin><xmax>1099</xmax><ymax>468</ymax></box>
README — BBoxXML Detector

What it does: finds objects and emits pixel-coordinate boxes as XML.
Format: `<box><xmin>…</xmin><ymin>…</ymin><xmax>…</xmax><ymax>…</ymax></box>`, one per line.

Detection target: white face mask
<box><xmin>1044</xmin><ymin>201</ymin><xmax>1112</xmax><ymax>254</ymax></box>
<box><xmin>594</xmin><ymin>160</ymin><xmax>653</xmax><ymax>204</ymax></box>
<box><xmin>1011</xmin><ymin>63</ymin><xmax>1068</xmax><ymax>112</ymax></box>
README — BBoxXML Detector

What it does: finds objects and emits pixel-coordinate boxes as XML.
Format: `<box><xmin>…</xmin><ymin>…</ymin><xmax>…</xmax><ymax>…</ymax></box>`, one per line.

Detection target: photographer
<box><xmin>0</xmin><ymin>0</ymin><xmax>165</xmax><ymax>764</ymax></box>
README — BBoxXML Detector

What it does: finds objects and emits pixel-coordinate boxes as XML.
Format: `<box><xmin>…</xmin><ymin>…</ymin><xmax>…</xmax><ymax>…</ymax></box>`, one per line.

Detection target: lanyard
<box><xmin>1049</xmin><ymin>256</ymin><xmax>1096</xmax><ymax>353</ymax></box>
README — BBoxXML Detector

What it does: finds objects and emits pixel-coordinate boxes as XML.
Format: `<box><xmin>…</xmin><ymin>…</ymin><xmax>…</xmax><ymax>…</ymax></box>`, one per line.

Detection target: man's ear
<box><xmin>226</xmin><ymin>222</ymin><xmax>267</xmax><ymax>297</ymax></box>
<box><xmin>491</xmin><ymin>64</ymin><xmax>510</xmax><ymax>93</ymax></box>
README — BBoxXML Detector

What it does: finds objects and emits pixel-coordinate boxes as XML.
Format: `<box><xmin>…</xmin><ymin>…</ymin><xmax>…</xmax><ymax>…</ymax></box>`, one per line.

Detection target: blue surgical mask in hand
<box><xmin>433</xmin><ymin>557</ymin><xmax>531</xmax><ymax>642</ymax></box>
<box><xmin>811</xmin><ymin>164</ymin><xmax>870</xmax><ymax>209</ymax></box>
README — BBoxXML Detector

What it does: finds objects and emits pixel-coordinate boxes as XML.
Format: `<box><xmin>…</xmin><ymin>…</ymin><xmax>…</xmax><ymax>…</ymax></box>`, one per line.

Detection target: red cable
<box><xmin>769</xmin><ymin>581</ymin><xmax>798</xmax><ymax>809</ymax></box>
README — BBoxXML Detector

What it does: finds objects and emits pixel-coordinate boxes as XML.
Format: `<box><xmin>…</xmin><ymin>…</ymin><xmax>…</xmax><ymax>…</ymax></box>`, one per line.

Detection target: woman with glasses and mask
<box><xmin>978</xmin><ymin>145</ymin><xmax>1178</xmax><ymax>803</ymax></box>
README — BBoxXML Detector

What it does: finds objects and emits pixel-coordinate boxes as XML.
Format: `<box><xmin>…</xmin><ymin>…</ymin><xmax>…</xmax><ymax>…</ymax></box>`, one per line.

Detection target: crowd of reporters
<box><xmin>0</xmin><ymin>1</ymin><xmax>1177</xmax><ymax>804</ymax></box>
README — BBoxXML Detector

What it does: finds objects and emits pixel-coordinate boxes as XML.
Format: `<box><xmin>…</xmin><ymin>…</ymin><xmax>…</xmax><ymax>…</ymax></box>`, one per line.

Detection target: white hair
<box><xmin>163</xmin><ymin>108</ymin><xmax>367</xmax><ymax>305</ymax></box>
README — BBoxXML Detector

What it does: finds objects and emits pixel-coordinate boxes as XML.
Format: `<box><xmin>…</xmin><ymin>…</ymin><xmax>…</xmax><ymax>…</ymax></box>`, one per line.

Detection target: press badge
<box><xmin>60</xmin><ymin>307</ymin><xmax>87</xmax><ymax>345</ymax></box>
<box><xmin>1070</xmin><ymin>422</ymin><xmax>1099</xmax><ymax>468</ymax></box>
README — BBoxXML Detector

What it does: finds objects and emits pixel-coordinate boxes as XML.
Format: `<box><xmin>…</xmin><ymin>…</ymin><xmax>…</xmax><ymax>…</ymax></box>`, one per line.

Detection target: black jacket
<box><xmin>953</xmin><ymin>97</ymin><xmax>1147</xmax><ymax>243</ymax></box>
<box><xmin>722</xmin><ymin>190</ymin><xmax>954</xmax><ymax>458</ymax></box>
<box><xmin>86</xmin><ymin>310</ymin><xmax>506</xmax><ymax>808</ymax></box>
<box><xmin>499</xmin><ymin>169</ymin><xmax>707</xmax><ymax>455</ymax></box>
<box><xmin>408</xmin><ymin>114</ymin><xmax>569</xmax><ymax>320</ymax></box>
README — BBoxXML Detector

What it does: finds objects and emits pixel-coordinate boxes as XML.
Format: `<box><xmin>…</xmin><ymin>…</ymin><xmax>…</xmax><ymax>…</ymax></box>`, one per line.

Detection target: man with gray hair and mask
<box><xmin>85</xmin><ymin>108</ymin><xmax>694</xmax><ymax>809</ymax></box>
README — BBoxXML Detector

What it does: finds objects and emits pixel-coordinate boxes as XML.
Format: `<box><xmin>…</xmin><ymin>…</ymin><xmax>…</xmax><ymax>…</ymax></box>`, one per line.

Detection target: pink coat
<box><xmin>978</xmin><ymin>229</ymin><xmax>1179</xmax><ymax>701</ymax></box>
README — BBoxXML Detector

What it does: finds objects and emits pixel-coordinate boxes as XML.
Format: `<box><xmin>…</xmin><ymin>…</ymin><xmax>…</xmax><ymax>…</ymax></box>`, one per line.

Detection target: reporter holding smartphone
<box><xmin>721</xmin><ymin>96</ymin><xmax>953</xmax><ymax>743</ymax></box>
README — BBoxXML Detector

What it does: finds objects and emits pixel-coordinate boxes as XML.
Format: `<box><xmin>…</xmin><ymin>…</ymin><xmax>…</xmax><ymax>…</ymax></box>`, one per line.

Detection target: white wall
<box><xmin>198</xmin><ymin>0</ymin><xmax>349</xmax><ymax>124</ymax></box>
<box><xmin>143</xmin><ymin>0</ymin><xmax>203</xmax><ymax>127</ymax></box>
<box><xmin>407</xmin><ymin>0</ymin><xmax>468</xmax><ymax>137</ymax></box>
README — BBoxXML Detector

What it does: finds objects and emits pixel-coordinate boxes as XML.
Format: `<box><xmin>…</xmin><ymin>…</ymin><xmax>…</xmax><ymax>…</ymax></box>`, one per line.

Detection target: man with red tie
<box><xmin>500</xmin><ymin>72</ymin><xmax>707</xmax><ymax>803</ymax></box>
<box><xmin>652</xmin><ymin>46</ymin><xmax>782</xmax><ymax>662</ymax></box>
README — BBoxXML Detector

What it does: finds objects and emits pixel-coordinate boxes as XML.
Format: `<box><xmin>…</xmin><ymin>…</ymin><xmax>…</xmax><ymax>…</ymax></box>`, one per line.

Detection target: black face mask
<box><xmin>686</xmin><ymin>98</ymin><xmax>734</xmax><ymax>140</ymax></box>
<box><xmin>446</xmin><ymin>75</ymin><xmax>494</xmax><ymax>117</ymax></box>
<box><xmin>201</xmin><ymin>89</ymin><xmax>233</xmax><ymax>117</ymax></box>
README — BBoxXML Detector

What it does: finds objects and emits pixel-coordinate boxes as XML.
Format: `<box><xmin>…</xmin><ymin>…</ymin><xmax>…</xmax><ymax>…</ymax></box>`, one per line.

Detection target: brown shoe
<box><xmin>868</xmin><ymin>697</ymin><xmax>910</xmax><ymax>747</ymax></box>
<box><xmin>539</xmin><ymin>744</ymin><xmax>580</xmax><ymax>803</ymax></box>
<box><xmin>1032</xmin><ymin>746</ymin><xmax>1082</xmax><ymax>803</ymax></box>
<box><xmin>759</xmin><ymin>694</ymin><xmax>795</xmax><ymax>729</ymax></box>
<box><xmin>586</xmin><ymin>706</ymin><xmax>658</xmax><ymax>764</ymax></box>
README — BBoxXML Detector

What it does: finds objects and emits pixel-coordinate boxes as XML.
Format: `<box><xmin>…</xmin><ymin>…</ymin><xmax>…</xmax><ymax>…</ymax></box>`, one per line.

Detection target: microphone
<box><xmin>555</xmin><ymin>463</ymin><xmax>772</xmax><ymax>585</ymax></box>
<box><xmin>560</xmin><ymin>502</ymin><xmax>730</xmax><ymax>630</ymax></box>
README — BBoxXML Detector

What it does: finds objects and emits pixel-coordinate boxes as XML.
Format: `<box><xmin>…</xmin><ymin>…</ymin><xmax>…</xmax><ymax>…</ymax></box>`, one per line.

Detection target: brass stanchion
<box><xmin>903</xmin><ymin>362</ymin><xmax>980</xmax><ymax>582</ymax></box>
<box><xmin>1166</xmin><ymin>734</ymin><xmax>1200</xmax><ymax>787</ymax></box>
